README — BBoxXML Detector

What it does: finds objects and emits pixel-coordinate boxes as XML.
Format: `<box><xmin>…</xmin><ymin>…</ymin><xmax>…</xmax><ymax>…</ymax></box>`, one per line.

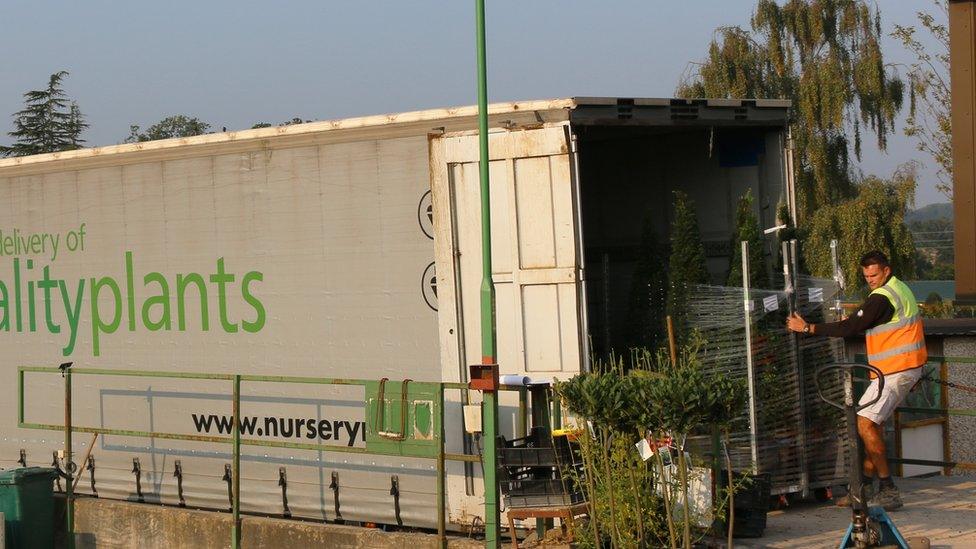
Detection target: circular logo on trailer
<box><xmin>422</xmin><ymin>262</ymin><xmax>437</xmax><ymax>311</ymax></box>
<box><xmin>418</xmin><ymin>190</ymin><xmax>434</xmax><ymax>240</ymax></box>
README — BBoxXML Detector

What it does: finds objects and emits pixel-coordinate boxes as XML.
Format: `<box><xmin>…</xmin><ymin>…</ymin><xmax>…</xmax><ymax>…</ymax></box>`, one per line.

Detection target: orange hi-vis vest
<box><xmin>864</xmin><ymin>275</ymin><xmax>927</xmax><ymax>376</ymax></box>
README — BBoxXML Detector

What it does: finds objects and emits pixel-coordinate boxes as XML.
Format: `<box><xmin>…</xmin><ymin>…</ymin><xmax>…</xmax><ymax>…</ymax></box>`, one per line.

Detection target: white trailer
<box><xmin>0</xmin><ymin>97</ymin><xmax>791</xmax><ymax>528</ymax></box>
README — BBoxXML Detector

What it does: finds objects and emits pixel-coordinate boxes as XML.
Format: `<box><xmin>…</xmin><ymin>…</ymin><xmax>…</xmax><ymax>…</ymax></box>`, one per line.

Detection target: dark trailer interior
<box><xmin>570</xmin><ymin>98</ymin><xmax>792</xmax><ymax>357</ymax></box>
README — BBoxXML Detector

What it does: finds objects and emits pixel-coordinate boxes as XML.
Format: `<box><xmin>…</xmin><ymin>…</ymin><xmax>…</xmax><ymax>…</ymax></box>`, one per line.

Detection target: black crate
<box><xmin>731</xmin><ymin>509</ymin><xmax>768</xmax><ymax>538</ymax></box>
<box><xmin>497</xmin><ymin>427</ymin><xmax>582</xmax><ymax>468</ymax></box>
<box><xmin>718</xmin><ymin>471</ymin><xmax>771</xmax><ymax>539</ymax></box>
<box><xmin>497</xmin><ymin>462</ymin><xmax>584</xmax><ymax>483</ymax></box>
<box><xmin>501</xmin><ymin>476</ymin><xmax>586</xmax><ymax>509</ymax></box>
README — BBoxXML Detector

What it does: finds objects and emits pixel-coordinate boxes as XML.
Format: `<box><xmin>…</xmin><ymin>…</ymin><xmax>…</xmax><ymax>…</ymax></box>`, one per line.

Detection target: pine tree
<box><xmin>66</xmin><ymin>102</ymin><xmax>87</xmax><ymax>149</ymax></box>
<box><xmin>667</xmin><ymin>191</ymin><xmax>710</xmax><ymax>342</ymax></box>
<box><xmin>727</xmin><ymin>190</ymin><xmax>768</xmax><ymax>288</ymax></box>
<box><xmin>626</xmin><ymin>212</ymin><xmax>667</xmax><ymax>351</ymax></box>
<box><xmin>676</xmin><ymin>0</ymin><xmax>904</xmax><ymax>221</ymax></box>
<box><xmin>0</xmin><ymin>71</ymin><xmax>87</xmax><ymax>157</ymax></box>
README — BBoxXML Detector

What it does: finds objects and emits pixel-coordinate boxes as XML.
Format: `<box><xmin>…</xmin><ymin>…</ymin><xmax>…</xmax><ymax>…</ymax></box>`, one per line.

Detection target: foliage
<box><xmin>921</xmin><ymin>294</ymin><xmax>955</xmax><ymax>318</ymax></box>
<box><xmin>910</xmin><ymin>216</ymin><xmax>954</xmax><ymax>280</ymax></box>
<box><xmin>803</xmin><ymin>164</ymin><xmax>917</xmax><ymax>293</ymax></box>
<box><xmin>919</xmin><ymin>300</ymin><xmax>976</xmax><ymax>319</ymax></box>
<box><xmin>727</xmin><ymin>189</ymin><xmax>769</xmax><ymax>288</ymax></box>
<box><xmin>557</xmin><ymin>340</ymin><xmax>747</xmax><ymax>549</ymax></box>
<box><xmin>626</xmin><ymin>213</ymin><xmax>668</xmax><ymax>351</ymax></box>
<box><xmin>893</xmin><ymin>1</ymin><xmax>952</xmax><ymax>199</ymax></box>
<box><xmin>251</xmin><ymin>117</ymin><xmax>312</xmax><ymax>129</ymax></box>
<box><xmin>676</xmin><ymin>0</ymin><xmax>904</xmax><ymax>220</ymax></box>
<box><xmin>566</xmin><ymin>427</ymin><xmax>670</xmax><ymax>549</ymax></box>
<box><xmin>667</xmin><ymin>191</ymin><xmax>710</xmax><ymax>343</ymax></box>
<box><xmin>0</xmin><ymin>71</ymin><xmax>88</xmax><ymax>157</ymax></box>
<box><xmin>916</xmin><ymin>254</ymin><xmax>954</xmax><ymax>280</ymax></box>
<box><xmin>126</xmin><ymin>115</ymin><xmax>211</xmax><ymax>142</ymax></box>
<box><xmin>919</xmin><ymin>294</ymin><xmax>976</xmax><ymax>319</ymax></box>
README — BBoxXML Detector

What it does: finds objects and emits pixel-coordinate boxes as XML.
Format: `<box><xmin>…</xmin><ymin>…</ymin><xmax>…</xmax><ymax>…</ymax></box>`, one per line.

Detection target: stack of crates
<box><xmin>497</xmin><ymin>426</ymin><xmax>586</xmax><ymax>508</ymax></box>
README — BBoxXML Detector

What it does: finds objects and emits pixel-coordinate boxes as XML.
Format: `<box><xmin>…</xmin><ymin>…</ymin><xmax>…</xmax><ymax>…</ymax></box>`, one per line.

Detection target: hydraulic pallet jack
<box><xmin>815</xmin><ymin>363</ymin><xmax>929</xmax><ymax>549</ymax></box>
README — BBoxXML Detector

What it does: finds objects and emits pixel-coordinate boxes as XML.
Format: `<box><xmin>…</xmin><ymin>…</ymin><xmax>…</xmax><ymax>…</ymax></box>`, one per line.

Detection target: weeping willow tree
<box><xmin>804</xmin><ymin>164</ymin><xmax>918</xmax><ymax>292</ymax></box>
<box><xmin>676</xmin><ymin>0</ymin><xmax>904</xmax><ymax>220</ymax></box>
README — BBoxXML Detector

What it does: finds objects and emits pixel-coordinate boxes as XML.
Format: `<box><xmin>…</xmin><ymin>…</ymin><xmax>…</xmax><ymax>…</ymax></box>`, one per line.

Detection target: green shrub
<box><xmin>556</xmin><ymin>339</ymin><xmax>746</xmax><ymax>549</ymax></box>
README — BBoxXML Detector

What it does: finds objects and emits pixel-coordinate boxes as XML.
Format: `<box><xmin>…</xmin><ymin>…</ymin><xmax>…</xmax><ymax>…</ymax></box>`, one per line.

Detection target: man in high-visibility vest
<box><xmin>787</xmin><ymin>250</ymin><xmax>926</xmax><ymax>511</ymax></box>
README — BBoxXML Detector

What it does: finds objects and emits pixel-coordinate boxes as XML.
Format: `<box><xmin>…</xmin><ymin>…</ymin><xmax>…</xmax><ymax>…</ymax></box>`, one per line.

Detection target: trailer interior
<box><xmin>570</xmin><ymin>99</ymin><xmax>791</xmax><ymax>357</ymax></box>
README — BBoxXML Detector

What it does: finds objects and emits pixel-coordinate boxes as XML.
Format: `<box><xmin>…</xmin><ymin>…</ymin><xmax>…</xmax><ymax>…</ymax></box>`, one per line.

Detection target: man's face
<box><xmin>862</xmin><ymin>264</ymin><xmax>891</xmax><ymax>290</ymax></box>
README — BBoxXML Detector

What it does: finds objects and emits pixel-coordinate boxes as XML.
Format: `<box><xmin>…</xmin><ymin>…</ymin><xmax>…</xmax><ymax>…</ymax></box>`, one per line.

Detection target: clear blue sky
<box><xmin>0</xmin><ymin>1</ymin><xmax>945</xmax><ymax>205</ymax></box>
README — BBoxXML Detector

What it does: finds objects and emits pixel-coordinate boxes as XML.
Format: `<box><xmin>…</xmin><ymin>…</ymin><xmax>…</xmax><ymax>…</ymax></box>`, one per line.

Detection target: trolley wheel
<box><xmin>813</xmin><ymin>486</ymin><xmax>832</xmax><ymax>502</ymax></box>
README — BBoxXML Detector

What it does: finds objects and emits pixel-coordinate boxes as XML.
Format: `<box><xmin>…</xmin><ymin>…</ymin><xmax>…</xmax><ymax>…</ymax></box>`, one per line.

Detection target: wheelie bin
<box><xmin>0</xmin><ymin>467</ymin><xmax>58</xmax><ymax>548</ymax></box>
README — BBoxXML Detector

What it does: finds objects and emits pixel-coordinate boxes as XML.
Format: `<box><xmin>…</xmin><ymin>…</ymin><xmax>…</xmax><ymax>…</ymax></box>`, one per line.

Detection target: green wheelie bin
<box><xmin>0</xmin><ymin>467</ymin><xmax>58</xmax><ymax>548</ymax></box>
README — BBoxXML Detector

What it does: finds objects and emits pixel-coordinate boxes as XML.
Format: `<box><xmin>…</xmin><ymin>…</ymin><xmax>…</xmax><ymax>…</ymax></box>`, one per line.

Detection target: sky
<box><xmin>0</xmin><ymin>1</ymin><xmax>947</xmax><ymax>206</ymax></box>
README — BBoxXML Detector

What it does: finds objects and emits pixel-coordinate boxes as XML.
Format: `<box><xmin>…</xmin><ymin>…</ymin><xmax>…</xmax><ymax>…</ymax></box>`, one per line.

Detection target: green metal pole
<box><xmin>475</xmin><ymin>0</ymin><xmax>500</xmax><ymax>545</ymax></box>
<box><xmin>543</xmin><ymin>388</ymin><xmax>560</xmax><ymax>538</ymax></box>
<box><xmin>232</xmin><ymin>375</ymin><xmax>241</xmax><ymax>549</ymax></box>
<box><xmin>437</xmin><ymin>385</ymin><xmax>447</xmax><ymax>548</ymax></box>
<box><xmin>65</xmin><ymin>368</ymin><xmax>74</xmax><ymax>549</ymax></box>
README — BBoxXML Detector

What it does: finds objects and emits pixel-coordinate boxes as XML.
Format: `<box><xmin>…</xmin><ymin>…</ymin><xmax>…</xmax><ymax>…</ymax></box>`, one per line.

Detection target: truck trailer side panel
<box><xmin>1</xmin><ymin>137</ymin><xmax>444</xmax><ymax>525</ymax></box>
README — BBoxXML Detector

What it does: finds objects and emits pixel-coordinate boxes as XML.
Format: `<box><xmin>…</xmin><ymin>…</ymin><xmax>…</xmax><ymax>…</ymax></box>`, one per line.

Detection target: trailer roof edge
<box><xmin>0</xmin><ymin>97</ymin><xmax>791</xmax><ymax>174</ymax></box>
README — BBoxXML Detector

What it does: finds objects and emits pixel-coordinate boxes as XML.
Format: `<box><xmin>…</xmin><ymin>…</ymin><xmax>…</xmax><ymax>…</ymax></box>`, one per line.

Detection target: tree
<box><xmin>676</xmin><ymin>0</ymin><xmax>904</xmax><ymax>221</ymax></box>
<box><xmin>667</xmin><ymin>191</ymin><xmax>710</xmax><ymax>341</ymax></box>
<box><xmin>803</xmin><ymin>164</ymin><xmax>917</xmax><ymax>292</ymax></box>
<box><xmin>893</xmin><ymin>1</ymin><xmax>952</xmax><ymax>199</ymax></box>
<box><xmin>251</xmin><ymin>117</ymin><xmax>313</xmax><ymax>129</ymax></box>
<box><xmin>727</xmin><ymin>189</ymin><xmax>768</xmax><ymax>288</ymax></box>
<box><xmin>911</xmin><ymin>215</ymin><xmax>954</xmax><ymax>279</ymax></box>
<box><xmin>126</xmin><ymin>115</ymin><xmax>210</xmax><ymax>142</ymax></box>
<box><xmin>0</xmin><ymin>71</ymin><xmax>88</xmax><ymax>157</ymax></box>
<box><xmin>626</xmin><ymin>212</ymin><xmax>667</xmax><ymax>350</ymax></box>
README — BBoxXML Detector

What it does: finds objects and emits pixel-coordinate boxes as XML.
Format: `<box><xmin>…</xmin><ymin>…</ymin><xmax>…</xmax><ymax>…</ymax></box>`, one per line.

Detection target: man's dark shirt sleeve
<box><xmin>814</xmin><ymin>294</ymin><xmax>894</xmax><ymax>337</ymax></box>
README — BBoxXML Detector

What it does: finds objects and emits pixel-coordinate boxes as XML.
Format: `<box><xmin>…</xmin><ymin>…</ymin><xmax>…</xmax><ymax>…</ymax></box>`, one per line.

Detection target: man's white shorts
<box><xmin>858</xmin><ymin>367</ymin><xmax>924</xmax><ymax>425</ymax></box>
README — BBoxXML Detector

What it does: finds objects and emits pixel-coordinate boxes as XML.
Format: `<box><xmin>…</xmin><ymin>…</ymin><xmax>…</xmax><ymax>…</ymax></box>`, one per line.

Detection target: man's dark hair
<box><xmin>860</xmin><ymin>250</ymin><xmax>890</xmax><ymax>269</ymax></box>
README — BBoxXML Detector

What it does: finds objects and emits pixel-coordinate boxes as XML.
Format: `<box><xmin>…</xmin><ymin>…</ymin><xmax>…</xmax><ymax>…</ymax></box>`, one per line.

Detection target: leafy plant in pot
<box><xmin>557</xmin><ymin>339</ymin><xmax>747</xmax><ymax>549</ymax></box>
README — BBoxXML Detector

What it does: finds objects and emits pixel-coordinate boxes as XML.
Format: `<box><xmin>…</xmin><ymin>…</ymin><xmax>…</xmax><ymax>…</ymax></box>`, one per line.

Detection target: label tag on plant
<box><xmin>635</xmin><ymin>438</ymin><xmax>653</xmax><ymax>461</ymax></box>
<box><xmin>808</xmin><ymin>287</ymin><xmax>824</xmax><ymax>303</ymax></box>
<box><xmin>763</xmin><ymin>295</ymin><xmax>779</xmax><ymax>312</ymax></box>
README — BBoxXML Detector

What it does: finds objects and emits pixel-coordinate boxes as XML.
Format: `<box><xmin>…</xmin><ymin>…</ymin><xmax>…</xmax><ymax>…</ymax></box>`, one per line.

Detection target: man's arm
<box><xmin>787</xmin><ymin>294</ymin><xmax>893</xmax><ymax>337</ymax></box>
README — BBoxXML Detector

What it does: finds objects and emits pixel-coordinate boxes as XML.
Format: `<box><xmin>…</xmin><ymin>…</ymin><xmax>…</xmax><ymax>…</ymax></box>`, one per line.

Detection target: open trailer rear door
<box><xmin>431</xmin><ymin>124</ymin><xmax>583</xmax><ymax>387</ymax></box>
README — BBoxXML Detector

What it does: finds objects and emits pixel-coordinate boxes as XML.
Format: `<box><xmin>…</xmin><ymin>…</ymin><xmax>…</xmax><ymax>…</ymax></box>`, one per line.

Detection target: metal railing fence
<box><xmin>18</xmin><ymin>365</ymin><xmax>540</xmax><ymax>549</ymax></box>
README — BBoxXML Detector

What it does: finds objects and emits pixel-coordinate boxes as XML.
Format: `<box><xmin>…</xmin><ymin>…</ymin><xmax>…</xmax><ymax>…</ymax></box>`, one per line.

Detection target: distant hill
<box><xmin>906</xmin><ymin>202</ymin><xmax>953</xmax><ymax>224</ymax></box>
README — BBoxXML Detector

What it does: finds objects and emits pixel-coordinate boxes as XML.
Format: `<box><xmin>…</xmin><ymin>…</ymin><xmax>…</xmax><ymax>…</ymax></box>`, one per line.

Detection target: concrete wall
<box><xmin>945</xmin><ymin>336</ymin><xmax>976</xmax><ymax>475</ymax></box>
<box><xmin>55</xmin><ymin>497</ymin><xmax>483</xmax><ymax>549</ymax></box>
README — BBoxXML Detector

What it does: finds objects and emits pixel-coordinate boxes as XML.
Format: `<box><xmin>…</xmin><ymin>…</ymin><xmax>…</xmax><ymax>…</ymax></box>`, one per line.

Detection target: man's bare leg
<box><xmin>835</xmin><ymin>416</ymin><xmax>887</xmax><ymax>506</ymax></box>
<box><xmin>858</xmin><ymin>415</ymin><xmax>888</xmax><ymax>477</ymax></box>
<box><xmin>858</xmin><ymin>415</ymin><xmax>902</xmax><ymax>510</ymax></box>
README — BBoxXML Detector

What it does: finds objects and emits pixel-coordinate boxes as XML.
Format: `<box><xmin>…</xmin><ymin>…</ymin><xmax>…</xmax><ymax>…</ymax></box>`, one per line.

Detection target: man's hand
<box><xmin>786</xmin><ymin>312</ymin><xmax>810</xmax><ymax>334</ymax></box>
